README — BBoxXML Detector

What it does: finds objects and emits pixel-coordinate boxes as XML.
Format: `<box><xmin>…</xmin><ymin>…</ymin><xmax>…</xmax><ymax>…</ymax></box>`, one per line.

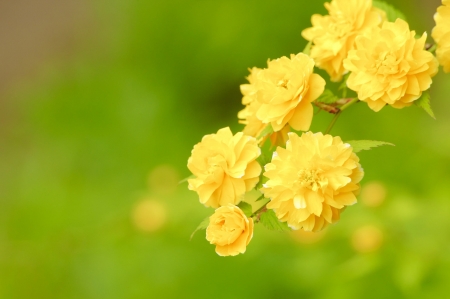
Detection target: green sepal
<box><xmin>414</xmin><ymin>91</ymin><xmax>435</xmax><ymax>119</ymax></box>
<box><xmin>178</xmin><ymin>174</ymin><xmax>195</xmax><ymax>184</ymax></box>
<box><xmin>303</xmin><ymin>41</ymin><xmax>312</xmax><ymax>55</ymax></box>
<box><xmin>260</xmin><ymin>209</ymin><xmax>291</xmax><ymax>231</ymax></box>
<box><xmin>237</xmin><ymin>201</ymin><xmax>253</xmax><ymax>217</ymax></box>
<box><xmin>372</xmin><ymin>1</ymin><xmax>407</xmax><ymax>22</ymax></box>
<box><xmin>190</xmin><ymin>216</ymin><xmax>210</xmax><ymax>240</ymax></box>
<box><xmin>256</xmin><ymin>124</ymin><xmax>274</xmax><ymax>140</ymax></box>
<box><xmin>345</xmin><ymin>140</ymin><xmax>395</xmax><ymax>153</ymax></box>
<box><xmin>255</xmin><ymin>194</ymin><xmax>266</xmax><ymax>202</ymax></box>
<box><xmin>316</xmin><ymin>89</ymin><xmax>340</xmax><ymax>104</ymax></box>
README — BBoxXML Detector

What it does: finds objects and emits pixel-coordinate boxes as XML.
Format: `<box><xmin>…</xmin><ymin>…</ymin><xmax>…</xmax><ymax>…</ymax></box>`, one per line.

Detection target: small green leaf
<box><xmin>260</xmin><ymin>209</ymin><xmax>291</xmax><ymax>231</ymax></box>
<box><xmin>303</xmin><ymin>40</ymin><xmax>312</xmax><ymax>55</ymax></box>
<box><xmin>338</xmin><ymin>73</ymin><xmax>350</xmax><ymax>91</ymax></box>
<box><xmin>237</xmin><ymin>201</ymin><xmax>253</xmax><ymax>217</ymax></box>
<box><xmin>414</xmin><ymin>91</ymin><xmax>435</xmax><ymax>119</ymax></box>
<box><xmin>345</xmin><ymin>140</ymin><xmax>395</xmax><ymax>153</ymax></box>
<box><xmin>255</xmin><ymin>194</ymin><xmax>266</xmax><ymax>202</ymax></box>
<box><xmin>256</xmin><ymin>124</ymin><xmax>274</xmax><ymax>140</ymax></box>
<box><xmin>190</xmin><ymin>217</ymin><xmax>210</xmax><ymax>240</ymax></box>
<box><xmin>316</xmin><ymin>89</ymin><xmax>340</xmax><ymax>104</ymax></box>
<box><xmin>178</xmin><ymin>175</ymin><xmax>195</xmax><ymax>184</ymax></box>
<box><xmin>372</xmin><ymin>1</ymin><xmax>407</xmax><ymax>22</ymax></box>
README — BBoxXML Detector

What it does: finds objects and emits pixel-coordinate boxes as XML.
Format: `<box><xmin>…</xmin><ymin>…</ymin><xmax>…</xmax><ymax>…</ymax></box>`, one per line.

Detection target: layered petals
<box><xmin>344</xmin><ymin>19</ymin><xmax>438</xmax><ymax>111</ymax></box>
<box><xmin>302</xmin><ymin>0</ymin><xmax>383</xmax><ymax>81</ymax></box>
<box><xmin>238</xmin><ymin>53</ymin><xmax>325</xmax><ymax>135</ymax></box>
<box><xmin>206</xmin><ymin>205</ymin><xmax>254</xmax><ymax>256</ymax></box>
<box><xmin>262</xmin><ymin>132</ymin><xmax>363</xmax><ymax>231</ymax></box>
<box><xmin>188</xmin><ymin>127</ymin><xmax>261</xmax><ymax>208</ymax></box>
<box><xmin>432</xmin><ymin>0</ymin><xmax>450</xmax><ymax>72</ymax></box>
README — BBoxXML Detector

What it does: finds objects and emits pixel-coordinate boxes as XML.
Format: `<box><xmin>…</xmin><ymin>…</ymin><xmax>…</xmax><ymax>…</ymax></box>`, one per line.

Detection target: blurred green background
<box><xmin>1</xmin><ymin>0</ymin><xmax>449</xmax><ymax>298</ymax></box>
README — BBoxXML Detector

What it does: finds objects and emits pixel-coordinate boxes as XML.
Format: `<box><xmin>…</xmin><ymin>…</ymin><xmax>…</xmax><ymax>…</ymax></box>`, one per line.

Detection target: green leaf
<box><xmin>256</xmin><ymin>124</ymin><xmax>273</xmax><ymax>140</ymax></box>
<box><xmin>316</xmin><ymin>89</ymin><xmax>340</xmax><ymax>104</ymax></box>
<box><xmin>372</xmin><ymin>1</ymin><xmax>407</xmax><ymax>22</ymax></box>
<box><xmin>190</xmin><ymin>216</ymin><xmax>210</xmax><ymax>240</ymax></box>
<box><xmin>255</xmin><ymin>194</ymin><xmax>266</xmax><ymax>202</ymax></box>
<box><xmin>178</xmin><ymin>174</ymin><xmax>195</xmax><ymax>184</ymax></box>
<box><xmin>303</xmin><ymin>40</ymin><xmax>312</xmax><ymax>55</ymax></box>
<box><xmin>345</xmin><ymin>140</ymin><xmax>395</xmax><ymax>153</ymax></box>
<box><xmin>237</xmin><ymin>201</ymin><xmax>253</xmax><ymax>217</ymax></box>
<box><xmin>338</xmin><ymin>73</ymin><xmax>350</xmax><ymax>91</ymax></box>
<box><xmin>414</xmin><ymin>91</ymin><xmax>435</xmax><ymax>119</ymax></box>
<box><xmin>260</xmin><ymin>209</ymin><xmax>291</xmax><ymax>231</ymax></box>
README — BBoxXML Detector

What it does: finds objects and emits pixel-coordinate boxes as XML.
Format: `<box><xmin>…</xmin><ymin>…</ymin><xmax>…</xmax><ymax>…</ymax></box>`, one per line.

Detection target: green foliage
<box><xmin>316</xmin><ymin>89</ymin><xmax>340</xmax><ymax>104</ymax></box>
<box><xmin>237</xmin><ymin>201</ymin><xmax>253</xmax><ymax>217</ymax></box>
<box><xmin>256</xmin><ymin>141</ymin><xmax>272</xmax><ymax>190</ymax></box>
<box><xmin>372</xmin><ymin>1</ymin><xmax>407</xmax><ymax>22</ymax></box>
<box><xmin>345</xmin><ymin>140</ymin><xmax>394</xmax><ymax>153</ymax></box>
<box><xmin>303</xmin><ymin>40</ymin><xmax>312</xmax><ymax>55</ymax></box>
<box><xmin>190</xmin><ymin>216</ymin><xmax>210</xmax><ymax>240</ymax></box>
<box><xmin>260</xmin><ymin>209</ymin><xmax>291</xmax><ymax>231</ymax></box>
<box><xmin>255</xmin><ymin>194</ymin><xmax>266</xmax><ymax>202</ymax></box>
<box><xmin>178</xmin><ymin>175</ymin><xmax>195</xmax><ymax>184</ymax></box>
<box><xmin>338</xmin><ymin>73</ymin><xmax>350</xmax><ymax>98</ymax></box>
<box><xmin>257</xmin><ymin>124</ymin><xmax>274</xmax><ymax>140</ymax></box>
<box><xmin>414</xmin><ymin>91</ymin><xmax>435</xmax><ymax>119</ymax></box>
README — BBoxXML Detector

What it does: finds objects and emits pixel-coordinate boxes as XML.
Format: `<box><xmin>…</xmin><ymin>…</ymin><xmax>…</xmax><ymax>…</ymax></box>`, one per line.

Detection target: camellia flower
<box><xmin>261</xmin><ymin>132</ymin><xmax>364</xmax><ymax>232</ymax></box>
<box><xmin>239</xmin><ymin>53</ymin><xmax>325</xmax><ymax>133</ymax></box>
<box><xmin>343</xmin><ymin>19</ymin><xmax>439</xmax><ymax>112</ymax></box>
<box><xmin>188</xmin><ymin>127</ymin><xmax>261</xmax><ymax>208</ymax></box>
<box><xmin>206</xmin><ymin>204</ymin><xmax>254</xmax><ymax>256</ymax></box>
<box><xmin>302</xmin><ymin>0</ymin><xmax>383</xmax><ymax>81</ymax></box>
<box><xmin>432</xmin><ymin>0</ymin><xmax>450</xmax><ymax>73</ymax></box>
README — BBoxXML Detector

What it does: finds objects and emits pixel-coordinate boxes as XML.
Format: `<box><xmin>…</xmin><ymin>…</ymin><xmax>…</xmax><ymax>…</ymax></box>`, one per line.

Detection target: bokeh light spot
<box><xmin>351</xmin><ymin>225</ymin><xmax>383</xmax><ymax>253</ymax></box>
<box><xmin>132</xmin><ymin>198</ymin><xmax>167</xmax><ymax>233</ymax></box>
<box><xmin>148</xmin><ymin>164</ymin><xmax>180</xmax><ymax>195</ymax></box>
<box><xmin>360</xmin><ymin>181</ymin><xmax>387</xmax><ymax>207</ymax></box>
<box><xmin>291</xmin><ymin>229</ymin><xmax>326</xmax><ymax>245</ymax></box>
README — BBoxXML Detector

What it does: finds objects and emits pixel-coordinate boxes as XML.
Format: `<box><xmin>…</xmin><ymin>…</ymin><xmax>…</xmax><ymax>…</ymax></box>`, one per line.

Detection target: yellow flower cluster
<box><xmin>432</xmin><ymin>0</ymin><xmax>450</xmax><ymax>72</ymax></box>
<box><xmin>187</xmin><ymin>0</ymin><xmax>447</xmax><ymax>257</ymax></box>
<box><xmin>302</xmin><ymin>0</ymin><xmax>383</xmax><ymax>81</ymax></box>
<box><xmin>188</xmin><ymin>127</ymin><xmax>261</xmax><ymax>208</ymax></box>
<box><xmin>344</xmin><ymin>19</ymin><xmax>438</xmax><ymax>111</ymax></box>
<box><xmin>262</xmin><ymin>132</ymin><xmax>363</xmax><ymax>231</ymax></box>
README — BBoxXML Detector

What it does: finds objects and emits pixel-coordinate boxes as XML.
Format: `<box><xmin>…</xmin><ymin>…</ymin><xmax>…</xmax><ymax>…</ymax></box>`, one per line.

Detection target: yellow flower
<box><xmin>432</xmin><ymin>0</ymin><xmax>450</xmax><ymax>73</ymax></box>
<box><xmin>344</xmin><ymin>19</ymin><xmax>439</xmax><ymax>112</ymax></box>
<box><xmin>302</xmin><ymin>0</ymin><xmax>383</xmax><ymax>81</ymax></box>
<box><xmin>188</xmin><ymin>127</ymin><xmax>261</xmax><ymax>208</ymax></box>
<box><xmin>238</xmin><ymin>100</ymin><xmax>266</xmax><ymax>138</ymax></box>
<box><xmin>240</xmin><ymin>67</ymin><xmax>262</xmax><ymax>105</ymax></box>
<box><xmin>239</xmin><ymin>53</ymin><xmax>325</xmax><ymax>133</ymax></box>
<box><xmin>206</xmin><ymin>204</ymin><xmax>254</xmax><ymax>256</ymax></box>
<box><xmin>262</xmin><ymin>132</ymin><xmax>363</xmax><ymax>232</ymax></box>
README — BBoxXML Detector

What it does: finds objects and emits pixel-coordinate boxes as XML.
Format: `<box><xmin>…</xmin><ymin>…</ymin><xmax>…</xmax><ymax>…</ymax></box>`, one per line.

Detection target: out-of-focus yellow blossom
<box><xmin>351</xmin><ymin>225</ymin><xmax>383</xmax><ymax>253</ymax></box>
<box><xmin>206</xmin><ymin>204</ymin><xmax>254</xmax><ymax>256</ymax></box>
<box><xmin>432</xmin><ymin>0</ymin><xmax>450</xmax><ymax>73</ymax></box>
<box><xmin>238</xmin><ymin>100</ymin><xmax>266</xmax><ymax>138</ymax></box>
<box><xmin>188</xmin><ymin>127</ymin><xmax>261</xmax><ymax>208</ymax></box>
<box><xmin>240</xmin><ymin>67</ymin><xmax>262</xmax><ymax>105</ymax></box>
<box><xmin>239</xmin><ymin>53</ymin><xmax>325</xmax><ymax>133</ymax></box>
<box><xmin>344</xmin><ymin>19</ymin><xmax>439</xmax><ymax>112</ymax></box>
<box><xmin>262</xmin><ymin>132</ymin><xmax>363</xmax><ymax>232</ymax></box>
<box><xmin>302</xmin><ymin>0</ymin><xmax>383</xmax><ymax>81</ymax></box>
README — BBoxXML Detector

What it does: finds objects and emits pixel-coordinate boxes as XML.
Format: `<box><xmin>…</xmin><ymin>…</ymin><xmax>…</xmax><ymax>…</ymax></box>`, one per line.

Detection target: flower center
<box><xmin>277</xmin><ymin>78</ymin><xmax>289</xmax><ymax>89</ymax></box>
<box><xmin>374</xmin><ymin>52</ymin><xmax>398</xmax><ymax>75</ymax></box>
<box><xmin>296</xmin><ymin>169</ymin><xmax>326</xmax><ymax>191</ymax></box>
